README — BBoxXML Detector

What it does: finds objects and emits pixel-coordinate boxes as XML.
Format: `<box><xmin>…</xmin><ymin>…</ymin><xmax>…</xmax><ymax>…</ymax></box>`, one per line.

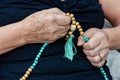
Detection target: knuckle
<box><xmin>59</xmin><ymin>33</ymin><xmax>66</xmax><ymax>37</ymax></box>
<box><xmin>91</xmin><ymin>60</ymin><xmax>105</xmax><ymax>67</ymax></box>
<box><xmin>89</xmin><ymin>51</ymin><xmax>96</xmax><ymax>57</ymax></box>
<box><xmin>91</xmin><ymin>63</ymin><xmax>98</xmax><ymax>67</ymax></box>
<box><xmin>49</xmin><ymin>38</ymin><xmax>54</xmax><ymax>42</ymax></box>
<box><xmin>94</xmin><ymin>63</ymin><xmax>101</xmax><ymax>67</ymax></box>
<box><xmin>66</xmin><ymin>25</ymin><xmax>70</xmax><ymax>30</ymax></box>
<box><xmin>50</xmin><ymin>35</ymin><xmax>58</xmax><ymax>41</ymax></box>
<box><xmin>98</xmin><ymin>61</ymin><xmax>105</xmax><ymax>67</ymax></box>
<box><xmin>46</xmin><ymin>15</ymin><xmax>56</xmax><ymax>23</ymax></box>
<box><xmin>83</xmin><ymin>50</ymin><xmax>89</xmax><ymax>56</ymax></box>
<box><xmin>47</xmin><ymin>28</ymin><xmax>53</xmax><ymax>34</ymax></box>
<box><xmin>50</xmin><ymin>28</ymin><xmax>55</xmax><ymax>33</ymax></box>
<box><xmin>53</xmin><ymin>8</ymin><xmax>60</xmax><ymax>11</ymax></box>
<box><xmin>105</xmin><ymin>43</ymin><xmax>109</xmax><ymax>48</ymax></box>
<box><xmin>97</xmin><ymin>32</ymin><xmax>106</xmax><ymax>39</ymax></box>
<box><xmin>52</xmin><ymin>8</ymin><xmax>62</xmax><ymax>14</ymax></box>
<box><xmin>98</xmin><ymin>63</ymin><xmax>103</xmax><ymax>67</ymax></box>
<box><xmin>86</xmin><ymin>56</ymin><xmax>90</xmax><ymax>61</ymax></box>
<box><xmin>93</xmin><ymin>57</ymin><xmax>99</xmax><ymax>63</ymax></box>
<box><xmin>96</xmin><ymin>64</ymin><xmax>101</xmax><ymax>67</ymax></box>
<box><xmin>88</xmin><ymin>28</ymin><xmax>95</xmax><ymax>31</ymax></box>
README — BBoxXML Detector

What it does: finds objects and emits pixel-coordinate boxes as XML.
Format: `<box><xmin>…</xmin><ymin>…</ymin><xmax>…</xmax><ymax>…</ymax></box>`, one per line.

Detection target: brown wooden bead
<box><xmin>66</xmin><ymin>38</ymin><xmax>68</xmax><ymax>40</ymax></box>
<box><xmin>20</xmin><ymin>78</ymin><xmax>23</xmax><ymax>80</ymax></box>
<box><xmin>26</xmin><ymin>71</ymin><xmax>31</xmax><ymax>75</ymax></box>
<box><xmin>21</xmin><ymin>76</ymin><xmax>26</xmax><ymax>80</ymax></box>
<box><xmin>66</xmin><ymin>35</ymin><xmax>69</xmax><ymax>38</ymax></box>
<box><xmin>66</xmin><ymin>35</ymin><xmax>69</xmax><ymax>40</ymax></box>
<box><xmin>66</xmin><ymin>36</ymin><xmax>69</xmax><ymax>40</ymax></box>
<box><xmin>20</xmin><ymin>78</ymin><xmax>25</xmax><ymax>80</ymax></box>
<box><xmin>28</xmin><ymin>68</ymin><xmax>32</xmax><ymax>72</ymax></box>
<box><xmin>79</xmin><ymin>28</ymin><xmax>83</xmax><ymax>32</ymax></box>
<box><xmin>77</xmin><ymin>25</ymin><xmax>81</xmax><ymax>29</ymax></box>
<box><xmin>71</xmin><ymin>17</ymin><xmax>75</xmax><ymax>21</ymax></box>
<box><xmin>68</xmin><ymin>31</ymin><xmax>73</xmax><ymax>35</ymax></box>
<box><xmin>80</xmin><ymin>32</ymin><xmax>84</xmax><ymax>35</ymax></box>
<box><xmin>66</xmin><ymin>13</ymin><xmax>70</xmax><ymax>16</ymax></box>
<box><xmin>75</xmin><ymin>22</ymin><xmax>79</xmax><ymax>26</ymax></box>
<box><xmin>72</xmin><ymin>21</ymin><xmax>76</xmax><ymax>25</ymax></box>
<box><xmin>24</xmin><ymin>74</ymin><xmax>29</xmax><ymax>78</ymax></box>
<box><xmin>70</xmin><ymin>14</ymin><xmax>74</xmax><ymax>18</ymax></box>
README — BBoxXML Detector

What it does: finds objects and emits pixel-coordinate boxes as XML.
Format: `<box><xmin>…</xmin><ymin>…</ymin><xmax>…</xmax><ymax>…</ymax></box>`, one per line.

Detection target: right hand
<box><xmin>21</xmin><ymin>8</ymin><xmax>71</xmax><ymax>44</ymax></box>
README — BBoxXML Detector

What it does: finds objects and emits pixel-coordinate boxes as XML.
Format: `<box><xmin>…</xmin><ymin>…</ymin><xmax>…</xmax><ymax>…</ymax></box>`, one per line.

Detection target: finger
<box><xmin>83</xmin><ymin>49</ymin><xmax>99</xmax><ymax>57</ymax></box>
<box><xmin>83</xmin><ymin>28</ymin><xmax>102</xmax><ymax>50</ymax></box>
<box><xmin>77</xmin><ymin>36</ymin><xmax>85</xmax><ymax>46</ymax></box>
<box><xmin>44</xmin><ymin>14</ymin><xmax>70</xmax><ymax>27</ymax></box>
<box><xmin>56</xmin><ymin>28</ymin><xmax>69</xmax><ymax>37</ymax></box>
<box><xmin>84</xmin><ymin>28</ymin><xmax>99</xmax><ymax>40</ymax></box>
<box><xmin>56</xmin><ymin>25</ymin><xmax>69</xmax><ymax>33</ymax></box>
<box><xmin>83</xmin><ymin>43</ymin><xmax>103</xmax><ymax>56</ymax></box>
<box><xmin>83</xmin><ymin>35</ymin><xmax>101</xmax><ymax>50</ymax></box>
<box><xmin>55</xmin><ymin>14</ymin><xmax>71</xmax><ymax>26</ymax></box>
<box><xmin>87</xmin><ymin>55</ymin><xmax>102</xmax><ymax>63</ymax></box>
<box><xmin>99</xmin><ymin>48</ymin><xmax>109</xmax><ymax>60</ymax></box>
<box><xmin>91</xmin><ymin>60</ymin><xmax>106</xmax><ymax>67</ymax></box>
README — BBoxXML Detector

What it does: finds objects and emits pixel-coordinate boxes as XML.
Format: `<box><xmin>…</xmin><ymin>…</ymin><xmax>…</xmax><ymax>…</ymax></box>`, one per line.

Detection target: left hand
<box><xmin>77</xmin><ymin>28</ymin><xmax>109</xmax><ymax>67</ymax></box>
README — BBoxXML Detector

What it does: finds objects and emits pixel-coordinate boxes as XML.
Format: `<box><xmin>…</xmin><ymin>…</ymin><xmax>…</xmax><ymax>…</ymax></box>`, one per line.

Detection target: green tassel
<box><xmin>64</xmin><ymin>34</ymin><xmax>77</xmax><ymax>61</ymax></box>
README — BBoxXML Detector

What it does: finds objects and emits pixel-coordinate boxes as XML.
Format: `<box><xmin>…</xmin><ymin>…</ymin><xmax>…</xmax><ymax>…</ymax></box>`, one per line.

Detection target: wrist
<box><xmin>15</xmin><ymin>21</ymin><xmax>31</xmax><ymax>45</ymax></box>
<box><xmin>20</xmin><ymin>18</ymin><xmax>43</xmax><ymax>44</ymax></box>
<box><xmin>102</xmin><ymin>27</ymin><xmax>120</xmax><ymax>50</ymax></box>
<box><xmin>102</xmin><ymin>28</ymin><xmax>112</xmax><ymax>49</ymax></box>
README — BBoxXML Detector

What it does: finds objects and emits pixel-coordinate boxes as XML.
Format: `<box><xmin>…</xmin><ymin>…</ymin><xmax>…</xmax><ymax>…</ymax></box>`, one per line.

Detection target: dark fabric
<box><xmin>0</xmin><ymin>0</ymin><xmax>112</xmax><ymax>80</ymax></box>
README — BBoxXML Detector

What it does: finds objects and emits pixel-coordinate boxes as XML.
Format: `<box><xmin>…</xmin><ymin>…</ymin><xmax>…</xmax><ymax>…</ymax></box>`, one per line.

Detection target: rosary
<box><xmin>20</xmin><ymin>13</ymin><xmax>109</xmax><ymax>80</ymax></box>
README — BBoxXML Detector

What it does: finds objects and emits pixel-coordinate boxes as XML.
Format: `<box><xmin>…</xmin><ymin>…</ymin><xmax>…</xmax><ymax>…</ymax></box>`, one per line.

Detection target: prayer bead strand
<box><xmin>19</xmin><ymin>13</ymin><xmax>109</xmax><ymax>80</ymax></box>
<box><xmin>66</xmin><ymin>12</ymin><xmax>109</xmax><ymax>80</ymax></box>
<box><xmin>20</xmin><ymin>43</ymin><xmax>48</xmax><ymax>80</ymax></box>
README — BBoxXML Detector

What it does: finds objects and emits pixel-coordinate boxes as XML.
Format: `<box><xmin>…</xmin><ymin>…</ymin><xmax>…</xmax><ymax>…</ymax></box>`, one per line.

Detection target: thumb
<box><xmin>77</xmin><ymin>28</ymin><xmax>96</xmax><ymax>47</ymax></box>
<box><xmin>84</xmin><ymin>28</ymin><xmax>99</xmax><ymax>39</ymax></box>
<box><xmin>77</xmin><ymin>36</ymin><xmax>85</xmax><ymax>46</ymax></box>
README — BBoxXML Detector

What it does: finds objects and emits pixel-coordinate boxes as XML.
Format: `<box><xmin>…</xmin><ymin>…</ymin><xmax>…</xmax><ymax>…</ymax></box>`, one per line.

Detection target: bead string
<box><xmin>66</xmin><ymin>13</ymin><xmax>109</xmax><ymax>80</ymax></box>
<box><xmin>20</xmin><ymin>43</ymin><xmax>48</xmax><ymax>80</ymax></box>
<box><xmin>20</xmin><ymin>13</ymin><xmax>109</xmax><ymax>80</ymax></box>
<box><xmin>65</xmin><ymin>13</ymin><xmax>84</xmax><ymax>40</ymax></box>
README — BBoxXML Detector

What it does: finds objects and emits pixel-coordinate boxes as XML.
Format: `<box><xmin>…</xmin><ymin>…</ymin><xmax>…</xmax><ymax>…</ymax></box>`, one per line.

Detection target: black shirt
<box><xmin>0</xmin><ymin>0</ymin><xmax>112</xmax><ymax>80</ymax></box>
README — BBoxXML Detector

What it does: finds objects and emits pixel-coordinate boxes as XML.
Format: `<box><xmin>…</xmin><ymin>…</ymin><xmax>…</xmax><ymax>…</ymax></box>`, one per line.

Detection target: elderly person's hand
<box><xmin>21</xmin><ymin>8</ymin><xmax>70</xmax><ymax>44</ymax></box>
<box><xmin>77</xmin><ymin>28</ymin><xmax>109</xmax><ymax>67</ymax></box>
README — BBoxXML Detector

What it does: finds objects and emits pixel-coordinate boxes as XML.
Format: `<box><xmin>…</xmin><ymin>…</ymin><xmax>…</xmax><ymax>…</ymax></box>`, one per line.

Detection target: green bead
<box><xmin>35</xmin><ymin>57</ymin><xmax>38</xmax><ymax>59</ymax></box>
<box><xmin>43</xmin><ymin>43</ymin><xmax>48</xmax><ymax>48</ymax></box>
<box><xmin>36</xmin><ymin>55</ymin><xmax>40</xmax><ymax>58</ymax></box>
<box><xmin>39</xmin><ymin>49</ymin><xmax>43</xmax><ymax>52</ymax></box>
<box><xmin>102</xmin><ymin>70</ymin><xmax>104</xmax><ymax>73</ymax></box>
<box><xmin>41</xmin><ymin>47</ymin><xmax>44</xmax><ymax>51</ymax></box>
<box><xmin>44</xmin><ymin>43</ymin><xmax>48</xmax><ymax>46</ymax></box>
<box><xmin>100</xmin><ymin>67</ymin><xmax>109</xmax><ymax>80</ymax></box>
<box><xmin>29</xmin><ymin>43</ymin><xmax>48</xmax><ymax>70</ymax></box>
<box><xmin>103</xmin><ymin>72</ymin><xmax>106</xmax><ymax>75</ymax></box>
<box><xmin>105</xmin><ymin>77</ymin><xmax>108</xmax><ymax>80</ymax></box>
<box><xmin>83</xmin><ymin>36</ymin><xmax>89</xmax><ymax>42</ymax></box>
<box><xmin>30</xmin><ymin>66</ymin><xmax>34</xmax><ymax>69</ymax></box>
<box><xmin>33</xmin><ymin>63</ymin><xmax>36</xmax><ymax>66</ymax></box>
<box><xmin>34</xmin><ymin>61</ymin><xmax>38</xmax><ymax>64</ymax></box>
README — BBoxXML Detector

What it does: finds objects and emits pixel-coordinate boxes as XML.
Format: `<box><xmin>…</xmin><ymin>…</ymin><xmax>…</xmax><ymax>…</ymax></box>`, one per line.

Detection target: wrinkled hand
<box><xmin>77</xmin><ymin>28</ymin><xmax>109</xmax><ymax>67</ymax></box>
<box><xmin>21</xmin><ymin>8</ymin><xmax>71</xmax><ymax>44</ymax></box>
